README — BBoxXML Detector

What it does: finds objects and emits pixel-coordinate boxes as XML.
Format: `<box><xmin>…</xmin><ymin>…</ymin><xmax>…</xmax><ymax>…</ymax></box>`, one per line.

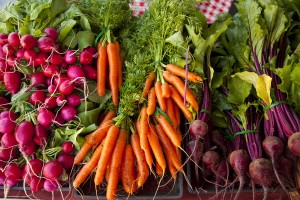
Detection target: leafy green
<box><xmin>228</xmin><ymin>76</ymin><xmax>252</xmax><ymax>104</ymax></box>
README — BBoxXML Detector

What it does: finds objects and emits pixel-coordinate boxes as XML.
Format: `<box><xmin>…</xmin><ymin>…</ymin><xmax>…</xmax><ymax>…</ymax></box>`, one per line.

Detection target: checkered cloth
<box><xmin>130</xmin><ymin>0</ymin><xmax>233</xmax><ymax>24</ymax></box>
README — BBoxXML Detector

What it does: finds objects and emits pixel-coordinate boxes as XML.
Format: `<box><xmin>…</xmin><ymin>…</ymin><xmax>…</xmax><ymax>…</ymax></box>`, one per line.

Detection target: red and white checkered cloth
<box><xmin>130</xmin><ymin>0</ymin><xmax>233</xmax><ymax>24</ymax></box>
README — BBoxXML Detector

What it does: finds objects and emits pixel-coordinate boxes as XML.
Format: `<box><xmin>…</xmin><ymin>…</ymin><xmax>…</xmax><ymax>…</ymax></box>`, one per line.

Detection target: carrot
<box><xmin>176</xmin><ymin>128</ymin><xmax>183</xmax><ymax>145</ymax></box>
<box><xmin>115</xmin><ymin>41</ymin><xmax>123</xmax><ymax>89</ymax></box>
<box><xmin>94</xmin><ymin>125</ymin><xmax>119</xmax><ymax>186</ymax></box>
<box><xmin>131</xmin><ymin>133</ymin><xmax>149</xmax><ymax>188</ymax></box>
<box><xmin>107</xmin><ymin>41</ymin><xmax>120</xmax><ymax>106</ymax></box>
<box><xmin>105</xmin><ymin>158</ymin><xmax>111</xmax><ymax>182</ymax></box>
<box><xmin>154</xmin><ymin>81</ymin><xmax>167</xmax><ymax>111</ymax></box>
<box><xmin>146</xmin><ymin>87</ymin><xmax>156</xmax><ymax>115</ymax></box>
<box><xmin>148</xmin><ymin>124</ymin><xmax>167</xmax><ymax>171</ymax></box>
<box><xmin>173</xmin><ymin>100</ymin><xmax>181</xmax><ymax>127</ymax></box>
<box><xmin>161</xmin><ymin>82</ymin><xmax>171</xmax><ymax>98</ymax></box>
<box><xmin>163</xmin><ymin>71</ymin><xmax>199</xmax><ymax>111</ymax></box>
<box><xmin>154</xmin><ymin>124</ymin><xmax>183</xmax><ymax>173</ymax></box>
<box><xmin>168</xmin><ymin>85</ymin><xmax>193</xmax><ymax>121</ymax></box>
<box><xmin>85</xmin><ymin>119</ymin><xmax>114</xmax><ymax>145</ymax></box>
<box><xmin>165</xmin><ymin>98</ymin><xmax>177</xmax><ymax>130</ymax></box>
<box><xmin>136</xmin><ymin>120</ymin><xmax>153</xmax><ymax>170</ymax></box>
<box><xmin>106</xmin><ymin>128</ymin><xmax>127</xmax><ymax>200</ymax></box>
<box><xmin>139</xmin><ymin>107</ymin><xmax>149</xmax><ymax>151</ymax></box>
<box><xmin>166</xmin><ymin>63</ymin><xmax>203</xmax><ymax>83</ymax></box>
<box><xmin>97</xmin><ymin>42</ymin><xmax>108</xmax><ymax>97</ymax></box>
<box><xmin>142</xmin><ymin>72</ymin><xmax>156</xmax><ymax>98</ymax></box>
<box><xmin>165</xmin><ymin>151</ymin><xmax>177</xmax><ymax>181</ymax></box>
<box><xmin>73</xmin><ymin>139</ymin><xmax>105</xmax><ymax>188</ymax></box>
<box><xmin>99</xmin><ymin>110</ymin><xmax>117</xmax><ymax>126</ymax></box>
<box><xmin>154</xmin><ymin>114</ymin><xmax>181</xmax><ymax>148</ymax></box>
<box><xmin>121</xmin><ymin>144</ymin><xmax>138</xmax><ymax>195</ymax></box>
<box><xmin>74</xmin><ymin>142</ymin><xmax>93</xmax><ymax>165</ymax></box>
<box><xmin>155</xmin><ymin>160</ymin><xmax>164</xmax><ymax>177</ymax></box>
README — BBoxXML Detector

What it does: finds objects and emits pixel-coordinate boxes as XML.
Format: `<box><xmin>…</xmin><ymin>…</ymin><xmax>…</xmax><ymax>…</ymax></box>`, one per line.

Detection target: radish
<box><xmin>228</xmin><ymin>150</ymin><xmax>250</xmax><ymax>200</ymax></box>
<box><xmin>288</xmin><ymin>132</ymin><xmax>300</xmax><ymax>156</ymax></box>
<box><xmin>57</xmin><ymin>153</ymin><xmax>74</xmax><ymax>169</ymax></box>
<box><xmin>0</xmin><ymin>147</ymin><xmax>18</xmax><ymax>161</ymax></box>
<box><xmin>58</xmin><ymin>80</ymin><xmax>74</xmax><ymax>95</ymax></box>
<box><xmin>16</xmin><ymin>48</ymin><xmax>25</xmax><ymax>59</ymax></box>
<box><xmin>37</xmin><ymin>109</ymin><xmax>55</xmax><ymax>127</ymax></box>
<box><xmin>43</xmin><ymin>179</ymin><xmax>59</xmax><ymax>192</ymax></box>
<box><xmin>60</xmin><ymin>105</ymin><xmax>77</xmax><ymax>121</ymax></box>
<box><xmin>0</xmin><ymin>97</ymin><xmax>10</xmax><ymax>110</ymax></box>
<box><xmin>84</xmin><ymin>46</ymin><xmax>97</xmax><ymax>54</ymax></box>
<box><xmin>0</xmin><ymin>117</ymin><xmax>16</xmax><ymax>134</ymax></box>
<box><xmin>0</xmin><ymin>60</ymin><xmax>7</xmax><ymax>71</ymax></box>
<box><xmin>48</xmin><ymin>85</ymin><xmax>57</xmax><ymax>94</ymax></box>
<box><xmin>0</xmin><ymin>111</ymin><xmax>17</xmax><ymax>120</ymax></box>
<box><xmin>1</xmin><ymin>132</ymin><xmax>17</xmax><ymax>147</ymax></box>
<box><xmin>50</xmin><ymin>53</ymin><xmax>63</xmax><ymax>65</ymax></box>
<box><xmin>6</xmin><ymin>55</ymin><xmax>16</xmax><ymax>67</ymax></box>
<box><xmin>4</xmin><ymin>163</ymin><xmax>22</xmax><ymax>179</ymax></box>
<box><xmin>0</xmin><ymin>33</ymin><xmax>8</xmax><ymax>45</ymax></box>
<box><xmin>54</xmin><ymin>73</ymin><xmax>68</xmax><ymax>86</ymax></box>
<box><xmin>62</xmin><ymin>141</ymin><xmax>74</xmax><ymax>154</ymax></box>
<box><xmin>42</xmin><ymin>160</ymin><xmax>63</xmax><ymax>181</ymax></box>
<box><xmin>44</xmin><ymin>27</ymin><xmax>58</xmax><ymax>41</ymax></box>
<box><xmin>29</xmin><ymin>90</ymin><xmax>47</xmax><ymax>106</ymax></box>
<box><xmin>34</xmin><ymin>52</ymin><xmax>48</xmax><ymax>66</ymax></box>
<box><xmin>4</xmin><ymin>177</ymin><xmax>19</xmax><ymax>188</ymax></box>
<box><xmin>31</xmin><ymin>72</ymin><xmax>46</xmax><ymax>86</ymax></box>
<box><xmin>23</xmin><ymin>49</ymin><xmax>37</xmax><ymax>62</ymax></box>
<box><xmin>15</xmin><ymin>121</ymin><xmax>34</xmax><ymax>145</ymax></box>
<box><xmin>0</xmin><ymin>174</ymin><xmax>5</xmax><ymax>186</ymax></box>
<box><xmin>82</xmin><ymin>65</ymin><xmax>97</xmax><ymax>79</ymax></box>
<box><xmin>3</xmin><ymin>71</ymin><xmax>21</xmax><ymax>94</ymax></box>
<box><xmin>20</xmin><ymin>34</ymin><xmax>37</xmax><ymax>49</ymax></box>
<box><xmin>30</xmin><ymin>176</ymin><xmax>44</xmax><ymax>192</ymax></box>
<box><xmin>2</xmin><ymin>44</ymin><xmax>15</xmax><ymax>56</ymax></box>
<box><xmin>44</xmin><ymin>96</ymin><xmax>57</xmax><ymax>109</ymax></box>
<box><xmin>56</xmin><ymin>95</ymin><xmax>66</xmax><ymax>106</ymax></box>
<box><xmin>249</xmin><ymin>158</ymin><xmax>274</xmax><ymax>200</ymax></box>
<box><xmin>37</xmin><ymin>36</ymin><xmax>56</xmax><ymax>53</ymax></box>
<box><xmin>20</xmin><ymin>141</ymin><xmax>37</xmax><ymax>155</ymax></box>
<box><xmin>67</xmin><ymin>94</ymin><xmax>81</xmax><ymax>107</ymax></box>
<box><xmin>189</xmin><ymin>119</ymin><xmax>209</xmax><ymax>140</ymax></box>
<box><xmin>64</xmin><ymin>50</ymin><xmax>76</xmax><ymax>64</ymax></box>
<box><xmin>67</xmin><ymin>65</ymin><xmax>85</xmax><ymax>82</ymax></box>
<box><xmin>42</xmin><ymin>64</ymin><xmax>59</xmax><ymax>77</ymax></box>
<box><xmin>7</xmin><ymin>32</ymin><xmax>20</xmax><ymax>47</ymax></box>
<box><xmin>24</xmin><ymin>159</ymin><xmax>43</xmax><ymax>176</ymax></box>
<box><xmin>54</xmin><ymin>111</ymin><xmax>65</xmax><ymax>125</ymax></box>
<box><xmin>79</xmin><ymin>50</ymin><xmax>93</xmax><ymax>64</ymax></box>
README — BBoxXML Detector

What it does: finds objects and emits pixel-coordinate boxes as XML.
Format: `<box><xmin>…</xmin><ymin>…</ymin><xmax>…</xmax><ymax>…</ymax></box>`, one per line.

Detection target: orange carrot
<box><xmin>168</xmin><ymin>85</ymin><xmax>193</xmax><ymax>121</ymax></box>
<box><xmin>163</xmin><ymin>71</ymin><xmax>199</xmax><ymax>111</ymax></box>
<box><xmin>115</xmin><ymin>41</ymin><xmax>123</xmax><ymax>89</ymax></box>
<box><xmin>139</xmin><ymin>107</ymin><xmax>149</xmax><ymax>151</ymax></box>
<box><xmin>121</xmin><ymin>144</ymin><xmax>138</xmax><ymax>195</ymax></box>
<box><xmin>73</xmin><ymin>139</ymin><xmax>105</xmax><ymax>188</ymax></box>
<box><xmin>106</xmin><ymin>128</ymin><xmax>127</xmax><ymax>200</ymax></box>
<box><xmin>107</xmin><ymin>41</ymin><xmax>120</xmax><ymax>106</ymax></box>
<box><xmin>154</xmin><ymin>124</ymin><xmax>183</xmax><ymax>173</ymax></box>
<box><xmin>165</xmin><ymin>98</ymin><xmax>177</xmax><ymax>130</ymax></box>
<box><xmin>99</xmin><ymin>110</ymin><xmax>117</xmax><ymax>126</ymax></box>
<box><xmin>166</xmin><ymin>64</ymin><xmax>203</xmax><ymax>83</ymax></box>
<box><xmin>85</xmin><ymin>119</ymin><xmax>114</xmax><ymax>145</ymax></box>
<box><xmin>74</xmin><ymin>142</ymin><xmax>93</xmax><ymax>165</ymax></box>
<box><xmin>94</xmin><ymin>125</ymin><xmax>119</xmax><ymax>186</ymax></box>
<box><xmin>155</xmin><ymin>81</ymin><xmax>167</xmax><ymax>111</ymax></box>
<box><xmin>142</xmin><ymin>72</ymin><xmax>156</xmax><ymax>98</ymax></box>
<box><xmin>97</xmin><ymin>42</ymin><xmax>108</xmax><ymax>97</ymax></box>
<box><xmin>154</xmin><ymin>114</ymin><xmax>181</xmax><ymax>148</ymax></box>
<box><xmin>173</xmin><ymin>100</ymin><xmax>181</xmax><ymax>127</ymax></box>
<box><xmin>105</xmin><ymin>158</ymin><xmax>112</xmax><ymax>182</ymax></box>
<box><xmin>176</xmin><ymin>128</ymin><xmax>183</xmax><ymax>145</ymax></box>
<box><xmin>161</xmin><ymin>82</ymin><xmax>171</xmax><ymax>98</ymax></box>
<box><xmin>148</xmin><ymin>124</ymin><xmax>167</xmax><ymax>171</ymax></box>
<box><xmin>165</xmin><ymin>151</ymin><xmax>177</xmax><ymax>180</ymax></box>
<box><xmin>131</xmin><ymin>133</ymin><xmax>149</xmax><ymax>188</ymax></box>
<box><xmin>155</xmin><ymin>160</ymin><xmax>164</xmax><ymax>177</ymax></box>
<box><xmin>146</xmin><ymin>87</ymin><xmax>156</xmax><ymax>115</ymax></box>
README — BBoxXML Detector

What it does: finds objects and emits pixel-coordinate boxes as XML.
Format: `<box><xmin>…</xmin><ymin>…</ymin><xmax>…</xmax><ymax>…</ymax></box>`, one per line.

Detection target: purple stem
<box><xmin>183</xmin><ymin>46</ymin><xmax>189</xmax><ymax>106</ymax></box>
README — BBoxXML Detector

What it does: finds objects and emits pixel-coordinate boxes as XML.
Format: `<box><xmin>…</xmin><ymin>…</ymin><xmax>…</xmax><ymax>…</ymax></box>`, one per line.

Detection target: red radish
<box><xmin>1</xmin><ymin>132</ymin><xmax>17</xmax><ymax>147</ymax></box>
<box><xmin>0</xmin><ymin>97</ymin><xmax>10</xmax><ymax>110</ymax></box>
<box><xmin>42</xmin><ymin>160</ymin><xmax>63</xmax><ymax>181</ymax></box>
<box><xmin>2</xmin><ymin>44</ymin><xmax>15</xmax><ymax>56</ymax></box>
<box><xmin>0</xmin><ymin>33</ymin><xmax>8</xmax><ymax>45</ymax></box>
<box><xmin>82</xmin><ymin>65</ymin><xmax>97</xmax><ymax>79</ymax></box>
<box><xmin>84</xmin><ymin>46</ymin><xmax>97</xmax><ymax>54</ymax></box>
<box><xmin>0</xmin><ymin>117</ymin><xmax>16</xmax><ymax>134</ymax></box>
<box><xmin>50</xmin><ymin>53</ymin><xmax>63</xmax><ymax>65</ymax></box>
<box><xmin>67</xmin><ymin>94</ymin><xmax>81</xmax><ymax>107</ymax></box>
<box><xmin>0</xmin><ymin>174</ymin><xmax>5</xmax><ymax>186</ymax></box>
<box><xmin>29</xmin><ymin>90</ymin><xmax>47</xmax><ymax>106</ymax></box>
<box><xmin>43</xmin><ymin>179</ymin><xmax>59</xmax><ymax>192</ymax></box>
<box><xmin>7</xmin><ymin>32</ymin><xmax>20</xmax><ymax>47</ymax></box>
<box><xmin>54</xmin><ymin>111</ymin><xmax>65</xmax><ymax>125</ymax></box>
<box><xmin>4</xmin><ymin>163</ymin><xmax>22</xmax><ymax>179</ymax></box>
<box><xmin>42</xmin><ymin>64</ymin><xmax>59</xmax><ymax>77</ymax></box>
<box><xmin>0</xmin><ymin>60</ymin><xmax>7</xmax><ymax>71</ymax></box>
<box><xmin>15</xmin><ymin>121</ymin><xmax>34</xmax><ymax>145</ymax></box>
<box><xmin>60</xmin><ymin>105</ymin><xmax>77</xmax><ymax>121</ymax></box>
<box><xmin>34</xmin><ymin>52</ymin><xmax>48</xmax><ymax>66</ymax></box>
<box><xmin>67</xmin><ymin>65</ymin><xmax>85</xmax><ymax>82</ymax></box>
<box><xmin>23</xmin><ymin>49</ymin><xmax>37</xmax><ymax>62</ymax></box>
<box><xmin>16</xmin><ymin>48</ymin><xmax>25</xmax><ymax>58</ymax></box>
<box><xmin>30</xmin><ymin>176</ymin><xmax>44</xmax><ymax>192</ymax></box>
<box><xmin>57</xmin><ymin>153</ymin><xmax>74</xmax><ymax>169</ymax></box>
<box><xmin>37</xmin><ymin>37</ymin><xmax>56</xmax><ymax>53</ymax></box>
<box><xmin>31</xmin><ymin>72</ymin><xmax>46</xmax><ymax>86</ymax></box>
<box><xmin>5</xmin><ymin>177</ymin><xmax>19</xmax><ymax>188</ymax></box>
<box><xmin>228</xmin><ymin>150</ymin><xmax>250</xmax><ymax>200</ymax></box>
<box><xmin>48</xmin><ymin>85</ymin><xmax>57</xmax><ymax>94</ymax></box>
<box><xmin>189</xmin><ymin>120</ymin><xmax>209</xmax><ymax>140</ymax></box>
<box><xmin>44</xmin><ymin>96</ymin><xmax>57</xmax><ymax>109</ymax></box>
<box><xmin>62</xmin><ymin>141</ymin><xmax>74</xmax><ymax>154</ymax></box>
<box><xmin>54</xmin><ymin>73</ymin><xmax>68</xmax><ymax>86</ymax></box>
<box><xmin>44</xmin><ymin>27</ymin><xmax>58</xmax><ymax>41</ymax></box>
<box><xmin>79</xmin><ymin>50</ymin><xmax>93</xmax><ymax>64</ymax></box>
<box><xmin>24</xmin><ymin>159</ymin><xmax>43</xmax><ymax>176</ymax></box>
<box><xmin>56</xmin><ymin>95</ymin><xmax>66</xmax><ymax>106</ymax></box>
<box><xmin>20</xmin><ymin>34</ymin><xmax>37</xmax><ymax>49</ymax></box>
<box><xmin>6</xmin><ymin>55</ymin><xmax>16</xmax><ymax>67</ymax></box>
<box><xmin>37</xmin><ymin>109</ymin><xmax>55</xmax><ymax>127</ymax></box>
<box><xmin>22</xmin><ymin>168</ymin><xmax>32</xmax><ymax>185</ymax></box>
<box><xmin>61</xmin><ymin>62</ymin><xmax>68</xmax><ymax>69</ymax></box>
<box><xmin>64</xmin><ymin>50</ymin><xmax>76</xmax><ymax>64</ymax></box>
<box><xmin>34</xmin><ymin>124</ymin><xmax>48</xmax><ymax>140</ymax></box>
<box><xmin>20</xmin><ymin>141</ymin><xmax>37</xmax><ymax>155</ymax></box>
<box><xmin>0</xmin><ymin>111</ymin><xmax>17</xmax><ymax>120</ymax></box>
<box><xmin>58</xmin><ymin>80</ymin><xmax>74</xmax><ymax>95</ymax></box>
<box><xmin>0</xmin><ymin>147</ymin><xmax>18</xmax><ymax>161</ymax></box>
<box><xmin>3</xmin><ymin>71</ymin><xmax>21</xmax><ymax>94</ymax></box>
<box><xmin>288</xmin><ymin>132</ymin><xmax>300</xmax><ymax>156</ymax></box>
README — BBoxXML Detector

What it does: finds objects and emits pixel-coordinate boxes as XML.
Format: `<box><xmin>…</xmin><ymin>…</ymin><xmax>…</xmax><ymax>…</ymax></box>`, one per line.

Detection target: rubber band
<box><xmin>200</xmin><ymin>109</ymin><xmax>210</xmax><ymax>115</ymax></box>
<box><xmin>94</xmin><ymin>27</ymin><xmax>108</xmax><ymax>46</ymax></box>
<box><xmin>263</xmin><ymin>101</ymin><xmax>286</xmax><ymax>112</ymax></box>
<box><xmin>225</xmin><ymin>129</ymin><xmax>259</xmax><ymax>142</ymax></box>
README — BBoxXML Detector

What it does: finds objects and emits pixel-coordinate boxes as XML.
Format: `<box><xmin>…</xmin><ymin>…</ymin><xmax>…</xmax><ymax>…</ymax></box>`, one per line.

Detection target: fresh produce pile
<box><xmin>0</xmin><ymin>0</ymin><xmax>300</xmax><ymax>199</ymax></box>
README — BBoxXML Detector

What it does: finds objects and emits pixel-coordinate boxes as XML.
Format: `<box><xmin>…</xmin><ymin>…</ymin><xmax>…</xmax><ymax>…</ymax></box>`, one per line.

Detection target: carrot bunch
<box><xmin>97</xmin><ymin>40</ymin><xmax>122</xmax><ymax>106</ymax></box>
